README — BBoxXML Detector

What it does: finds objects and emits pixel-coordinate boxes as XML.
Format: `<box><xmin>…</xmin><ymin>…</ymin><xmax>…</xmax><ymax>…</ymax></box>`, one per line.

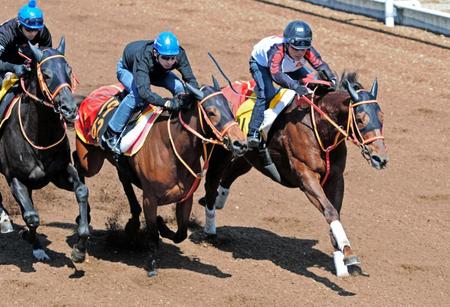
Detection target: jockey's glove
<box><xmin>294</xmin><ymin>84</ymin><xmax>311</xmax><ymax>97</ymax></box>
<box><xmin>13</xmin><ymin>64</ymin><xmax>28</xmax><ymax>77</ymax></box>
<box><xmin>164</xmin><ymin>97</ymin><xmax>181</xmax><ymax>111</ymax></box>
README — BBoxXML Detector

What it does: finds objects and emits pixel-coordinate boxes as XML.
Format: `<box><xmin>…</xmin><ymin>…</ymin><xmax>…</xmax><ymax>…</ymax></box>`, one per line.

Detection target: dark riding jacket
<box><xmin>0</xmin><ymin>18</ymin><xmax>52</xmax><ymax>73</ymax></box>
<box><xmin>122</xmin><ymin>40</ymin><xmax>199</xmax><ymax>107</ymax></box>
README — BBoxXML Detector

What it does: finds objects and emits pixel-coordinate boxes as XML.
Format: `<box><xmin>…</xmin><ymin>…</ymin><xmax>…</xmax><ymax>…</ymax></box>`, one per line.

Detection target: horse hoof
<box><xmin>33</xmin><ymin>249</ymin><xmax>50</xmax><ymax>261</ymax></box>
<box><xmin>344</xmin><ymin>255</ymin><xmax>361</xmax><ymax>266</ymax></box>
<box><xmin>71</xmin><ymin>245</ymin><xmax>86</xmax><ymax>263</ymax></box>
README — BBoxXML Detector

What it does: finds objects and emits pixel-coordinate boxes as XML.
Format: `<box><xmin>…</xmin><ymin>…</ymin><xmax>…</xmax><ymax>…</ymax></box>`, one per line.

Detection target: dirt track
<box><xmin>1</xmin><ymin>0</ymin><xmax>449</xmax><ymax>306</ymax></box>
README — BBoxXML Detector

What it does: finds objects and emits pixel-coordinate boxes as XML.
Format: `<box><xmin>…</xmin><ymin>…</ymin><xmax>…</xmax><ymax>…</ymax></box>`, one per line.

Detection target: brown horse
<box><xmin>73</xmin><ymin>84</ymin><xmax>247</xmax><ymax>276</ymax></box>
<box><xmin>200</xmin><ymin>72</ymin><xmax>388</xmax><ymax>276</ymax></box>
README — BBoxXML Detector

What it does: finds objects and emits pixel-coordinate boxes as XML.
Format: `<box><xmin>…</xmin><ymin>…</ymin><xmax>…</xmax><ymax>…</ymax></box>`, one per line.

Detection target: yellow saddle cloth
<box><xmin>0</xmin><ymin>74</ymin><xmax>19</xmax><ymax>102</ymax></box>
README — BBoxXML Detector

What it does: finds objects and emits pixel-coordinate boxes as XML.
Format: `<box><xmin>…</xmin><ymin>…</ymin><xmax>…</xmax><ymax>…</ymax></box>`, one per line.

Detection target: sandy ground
<box><xmin>0</xmin><ymin>0</ymin><xmax>449</xmax><ymax>306</ymax></box>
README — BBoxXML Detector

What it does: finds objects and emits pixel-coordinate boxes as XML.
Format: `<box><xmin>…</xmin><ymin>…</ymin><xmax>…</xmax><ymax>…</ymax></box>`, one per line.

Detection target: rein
<box><xmin>300</xmin><ymin>87</ymin><xmax>384</xmax><ymax>186</ymax></box>
<box><xmin>168</xmin><ymin>91</ymin><xmax>237</xmax><ymax>202</ymax></box>
<box><xmin>17</xmin><ymin>96</ymin><xmax>67</xmax><ymax>150</ymax></box>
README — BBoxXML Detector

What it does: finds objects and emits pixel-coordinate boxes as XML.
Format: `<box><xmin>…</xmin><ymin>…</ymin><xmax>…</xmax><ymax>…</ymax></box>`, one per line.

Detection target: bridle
<box><xmin>19</xmin><ymin>51</ymin><xmax>78</xmax><ymax>108</ymax></box>
<box><xmin>168</xmin><ymin>88</ymin><xmax>239</xmax><ymax>202</ymax></box>
<box><xmin>299</xmin><ymin>83</ymin><xmax>384</xmax><ymax>185</ymax></box>
<box><xmin>17</xmin><ymin>51</ymin><xmax>77</xmax><ymax>150</ymax></box>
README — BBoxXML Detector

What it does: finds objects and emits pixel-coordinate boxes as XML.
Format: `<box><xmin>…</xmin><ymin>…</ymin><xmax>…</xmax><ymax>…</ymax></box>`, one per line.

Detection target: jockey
<box><xmin>0</xmin><ymin>0</ymin><xmax>52</xmax><ymax>85</ymax></box>
<box><xmin>247</xmin><ymin>20</ymin><xmax>337</xmax><ymax>148</ymax></box>
<box><xmin>101</xmin><ymin>31</ymin><xmax>200</xmax><ymax>154</ymax></box>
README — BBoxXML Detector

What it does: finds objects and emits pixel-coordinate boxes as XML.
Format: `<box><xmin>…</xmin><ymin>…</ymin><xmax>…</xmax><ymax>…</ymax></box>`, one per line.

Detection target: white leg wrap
<box><xmin>333</xmin><ymin>251</ymin><xmax>349</xmax><ymax>277</ymax></box>
<box><xmin>214</xmin><ymin>185</ymin><xmax>229</xmax><ymax>210</ymax></box>
<box><xmin>330</xmin><ymin>220</ymin><xmax>351</xmax><ymax>252</ymax></box>
<box><xmin>204</xmin><ymin>206</ymin><xmax>216</xmax><ymax>235</ymax></box>
<box><xmin>0</xmin><ymin>210</ymin><xmax>13</xmax><ymax>234</ymax></box>
<box><xmin>0</xmin><ymin>210</ymin><xmax>9</xmax><ymax>223</ymax></box>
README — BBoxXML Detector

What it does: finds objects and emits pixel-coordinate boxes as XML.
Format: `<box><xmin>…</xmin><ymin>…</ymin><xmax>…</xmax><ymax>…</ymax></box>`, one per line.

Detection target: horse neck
<box><xmin>311</xmin><ymin>91</ymin><xmax>351</xmax><ymax>146</ymax></box>
<box><xmin>173</xmin><ymin>106</ymin><xmax>205</xmax><ymax>157</ymax></box>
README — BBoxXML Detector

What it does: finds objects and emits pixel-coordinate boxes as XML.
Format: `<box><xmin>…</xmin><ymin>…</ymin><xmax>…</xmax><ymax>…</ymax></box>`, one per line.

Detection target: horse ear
<box><xmin>56</xmin><ymin>36</ymin><xmax>66</xmax><ymax>55</ymax></box>
<box><xmin>211</xmin><ymin>75</ymin><xmax>220</xmax><ymax>91</ymax></box>
<box><xmin>345</xmin><ymin>80</ymin><xmax>360</xmax><ymax>102</ymax></box>
<box><xmin>28</xmin><ymin>41</ymin><xmax>43</xmax><ymax>62</ymax></box>
<box><xmin>370</xmin><ymin>78</ymin><xmax>378</xmax><ymax>98</ymax></box>
<box><xmin>186</xmin><ymin>83</ymin><xmax>204</xmax><ymax>100</ymax></box>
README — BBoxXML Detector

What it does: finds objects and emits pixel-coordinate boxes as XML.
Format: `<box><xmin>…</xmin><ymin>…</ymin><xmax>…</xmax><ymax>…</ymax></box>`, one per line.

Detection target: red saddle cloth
<box><xmin>221</xmin><ymin>80</ymin><xmax>256</xmax><ymax>116</ymax></box>
<box><xmin>75</xmin><ymin>84</ymin><xmax>124</xmax><ymax>144</ymax></box>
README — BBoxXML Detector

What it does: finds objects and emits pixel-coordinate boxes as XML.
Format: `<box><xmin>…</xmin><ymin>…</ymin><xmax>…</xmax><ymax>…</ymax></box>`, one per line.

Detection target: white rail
<box><xmin>298</xmin><ymin>0</ymin><xmax>450</xmax><ymax>36</ymax></box>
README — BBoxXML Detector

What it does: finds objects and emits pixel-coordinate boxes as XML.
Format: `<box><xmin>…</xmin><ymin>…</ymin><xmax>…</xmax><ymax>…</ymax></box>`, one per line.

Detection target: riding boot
<box><xmin>101</xmin><ymin>126</ymin><xmax>121</xmax><ymax>154</ymax></box>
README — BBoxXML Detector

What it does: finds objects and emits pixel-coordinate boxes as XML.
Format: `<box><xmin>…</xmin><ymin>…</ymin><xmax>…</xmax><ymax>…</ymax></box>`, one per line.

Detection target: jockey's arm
<box><xmin>177</xmin><ymin>48</ymin><xmax>199</xmax><ymax>89</ymax></box>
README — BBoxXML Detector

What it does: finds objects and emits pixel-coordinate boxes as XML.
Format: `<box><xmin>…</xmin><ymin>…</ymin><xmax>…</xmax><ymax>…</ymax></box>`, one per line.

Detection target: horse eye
<box><xmin>356</xmin><ymin>112</ymin><xmax>369</xmax><ymax>129</ymax></box>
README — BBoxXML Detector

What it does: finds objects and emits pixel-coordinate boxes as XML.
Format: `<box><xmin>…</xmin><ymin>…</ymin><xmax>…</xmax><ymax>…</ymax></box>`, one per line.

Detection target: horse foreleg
<box><xmin>157</xmin><ymin>197</ymin><xmax>193</xmax><ymax>244</ymax></box>
<box><xmin>323</xmin><ymin>173</ymin><xmax>362</xmax><ymax>275</ymax></box>
<box><xmin>142</xmin><ymin>191</ymin><xmax>159</xmax><ymax>277</ymax></box>
<box><xmin>203</xmin><ymin>156</ymin><xmax>252</xmax><ymax>236</ymax></box>
<box><xmin>53</xmin><ymin>164</ymin><xmax>90</xmax><ymax>263</ymax></box>
<box><xmin>10</xmin><ymin>178</ymin><xmax>49</xmax><ymax>261</ymax></box>
<box><xmin>117</xmin><ymin>168</ymin><xmax>141</xmax><ymax>238</ymax></box>
<box><xmin>299</xmin><ymin>168</ymin><xmax>359</xmax><ymax>276</ymax></box>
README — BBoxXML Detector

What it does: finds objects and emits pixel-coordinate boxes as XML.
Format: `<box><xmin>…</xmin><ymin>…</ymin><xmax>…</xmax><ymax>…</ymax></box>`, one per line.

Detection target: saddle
<box><xmin>222</xmin><ymin>78</ymin><xmax>334</xmax><ymax>141</ymax></box>
<box><xmin>0</xmin><ymin>74</ymin><xmax>21</xmax><ymax>129</ymax></box>
<box><xmin>75</xmin><ymin>84</ymin><xmax>163</xmax><ymax>156</ymax></box>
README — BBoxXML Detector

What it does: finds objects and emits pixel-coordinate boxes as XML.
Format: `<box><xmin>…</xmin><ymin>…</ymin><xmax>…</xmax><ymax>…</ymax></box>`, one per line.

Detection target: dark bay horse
<box><xmin>74</xmin><ymin>84</ymin><xmax>247</xmax><ymax>276</ymax></box>
<box><xmin>200</xmin><ymin>72</ymin><xmax>388</xmax><ymax>276</ymax></box>
<box><xmin>0</xmin><ymin>38</ymin><xmax>89</xmax><ymax>261</ymax></box>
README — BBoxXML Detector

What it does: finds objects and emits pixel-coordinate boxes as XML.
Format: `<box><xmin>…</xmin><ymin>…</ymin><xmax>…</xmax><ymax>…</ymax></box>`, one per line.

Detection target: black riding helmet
<box><xmin>283</xmin><ymin>20</ymin><xmax>312</xmax><ymax>50</ymax></box>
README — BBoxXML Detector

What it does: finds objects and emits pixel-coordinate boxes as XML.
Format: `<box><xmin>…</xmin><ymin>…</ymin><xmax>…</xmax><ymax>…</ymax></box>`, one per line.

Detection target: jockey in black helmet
<box><xmin>247</xmin><ymin>20</ymin><xmax>337</xmax><ymax>149</ymax></box>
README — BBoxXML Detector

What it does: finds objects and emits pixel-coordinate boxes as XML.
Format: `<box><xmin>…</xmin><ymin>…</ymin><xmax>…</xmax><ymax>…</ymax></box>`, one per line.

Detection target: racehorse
<box><xmin>74</xmin><ymin>83</ymin><xmax>247</xmax><ymax>276</ymax></box>
<box><xmin>0</xmin><ymin>38</ymin><xmax>89</xmax><ymax>261</ymax></box>
<box><xmin>200</xmin><ymin>72</ymin><xmax>388</xmax><ymax>276</ymax></box>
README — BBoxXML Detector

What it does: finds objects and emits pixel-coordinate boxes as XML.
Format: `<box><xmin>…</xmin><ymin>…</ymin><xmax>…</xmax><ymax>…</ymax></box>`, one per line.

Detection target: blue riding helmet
<box><xmin>18</xmin><ymin>0</ymin><xmax>44</xmax><ymax>30</ymax></box>
<box><xmin>154</xmin><ymin>32</ymin><xmax>180</xmax><ymax>56</ymax></box>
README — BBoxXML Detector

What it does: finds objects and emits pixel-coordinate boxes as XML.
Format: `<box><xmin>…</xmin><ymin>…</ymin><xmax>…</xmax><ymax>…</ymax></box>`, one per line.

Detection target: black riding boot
<box><xmin>247</xmin><ymin>130</ymin><xmax>261</xmax><ymax>149</ymax></box>
<box><xmin>101</xmin><ymin>126</ymin><xmax>121</xmax><ymax>154</ymax></box>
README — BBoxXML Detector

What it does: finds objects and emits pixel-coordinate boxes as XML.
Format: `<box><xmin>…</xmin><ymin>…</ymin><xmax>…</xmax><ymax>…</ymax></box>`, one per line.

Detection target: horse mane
<box><xmin>337</xmin><ymin>71</ymin><xmax>363</xmax><ymax>91</ymax></box>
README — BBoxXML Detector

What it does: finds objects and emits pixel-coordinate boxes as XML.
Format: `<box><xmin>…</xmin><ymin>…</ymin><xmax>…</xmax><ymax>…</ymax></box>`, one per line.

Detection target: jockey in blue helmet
<box><xmin>101</xmin><ymin>31</ymin><xmax>199</xmax><ymax>154</ymax></box>
<box><xmin>0</xmin><ymin>0</ymin><xmax>52</xmax><ymax>84</ymax></box>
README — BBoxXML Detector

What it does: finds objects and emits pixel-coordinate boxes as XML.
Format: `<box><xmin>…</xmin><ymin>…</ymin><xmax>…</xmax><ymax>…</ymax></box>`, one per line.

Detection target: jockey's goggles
<box><xmin>160</xmin><ymin>55</ymin><xmax>177</xmax><ymax>61</ymax></box>
<box><xmin>288</xmin><ymin>38</ymin><xmax>311</xmax><ymax>50</ymax></box>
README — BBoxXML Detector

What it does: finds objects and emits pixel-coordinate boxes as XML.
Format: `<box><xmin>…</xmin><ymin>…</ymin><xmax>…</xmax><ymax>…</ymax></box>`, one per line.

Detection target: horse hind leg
<box><xmin>142</xmin><ymin>192</ymin><xmax>160</xmax><ymax>277</ymax></box>
<box><xmin>10</xmin><ymin>178</ymin><xmax>49</xmax><ymax>261</ymax></box>
<box><xmin>117</xmin><ymin>167</ymin><xmax>141</xmax><ymax>239</ymax></box>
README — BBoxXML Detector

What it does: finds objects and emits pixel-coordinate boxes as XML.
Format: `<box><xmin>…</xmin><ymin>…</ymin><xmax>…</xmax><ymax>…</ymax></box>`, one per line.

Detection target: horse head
<box><xmin>341</xmin><ymin>73</ymin><xmax>388</xmax><ymax>169</ymax></box>
<box><xmin>27</xmin><ymin>37</ymin><xmax>78</xmax><ymax>122</ymax></box>
<box><xmin>186</xmin><ymin>83</ymin><xmax>247</xmax><ymax>157</ymax></box>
